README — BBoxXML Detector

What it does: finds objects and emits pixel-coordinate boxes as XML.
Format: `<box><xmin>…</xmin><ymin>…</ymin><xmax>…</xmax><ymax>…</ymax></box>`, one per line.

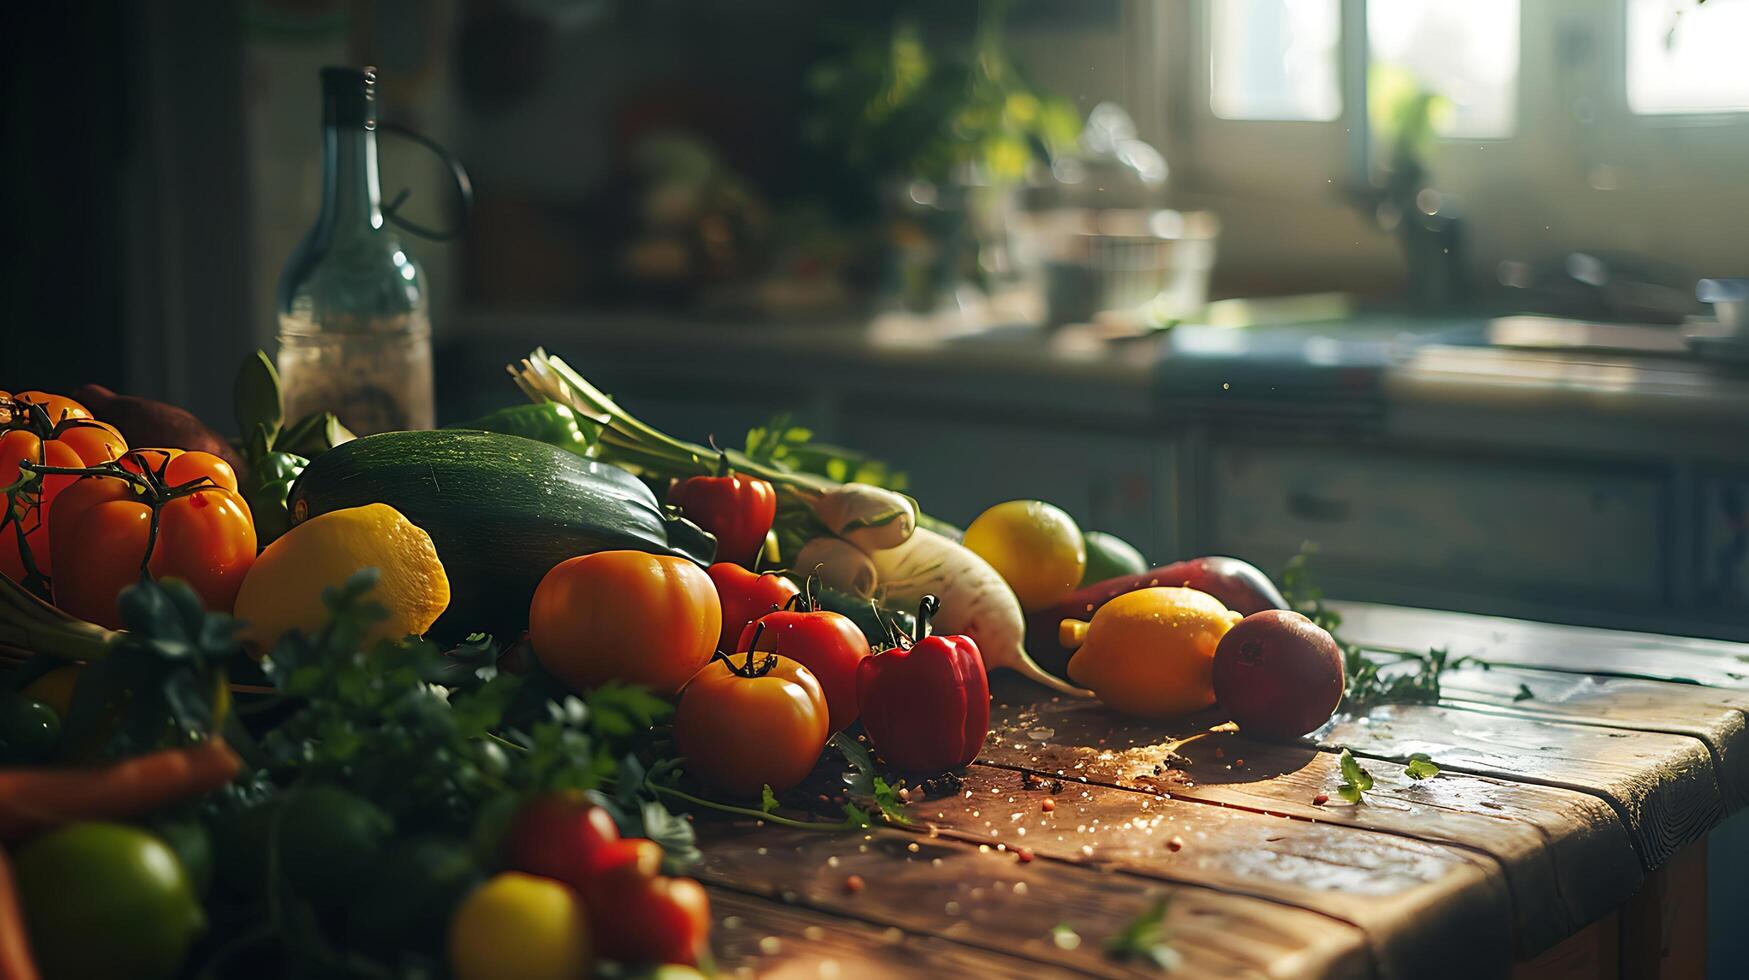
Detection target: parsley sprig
<box><xmin>1104</xmin><ymin>896</ymin><xmax>1183</xmax><ymax>971</ymax></box>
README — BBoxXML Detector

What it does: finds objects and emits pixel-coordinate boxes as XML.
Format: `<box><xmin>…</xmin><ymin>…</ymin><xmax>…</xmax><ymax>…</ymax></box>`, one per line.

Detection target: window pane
<box><xmin>1628</xmin><ymin>0</ymin><xmax>1749</xmax><ymax>114</ymax></box>
<box><xmin>1209</xmin><ymin>0</ymin><xmax>1341</xmax><ymax>121</ymax></box>
<box><xmin>1368</xmin><ymin>0</ymin><xmax>1519</xmax><ymax>138</ymax></box>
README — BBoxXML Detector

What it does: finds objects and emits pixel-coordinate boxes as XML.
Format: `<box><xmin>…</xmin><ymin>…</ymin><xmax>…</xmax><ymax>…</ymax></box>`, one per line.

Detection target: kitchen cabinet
<box><xmin>1209</xmin><ymin>446</ymin><xmax>1668</xmax><ymax>610</ymax></box>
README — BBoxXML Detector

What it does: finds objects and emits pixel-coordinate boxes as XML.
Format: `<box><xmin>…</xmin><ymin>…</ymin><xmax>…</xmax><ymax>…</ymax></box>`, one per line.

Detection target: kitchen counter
<box><xmin>693</xmin><ymin>602</ymin><xmax>1744</xmax><ymax>978</ymax></box>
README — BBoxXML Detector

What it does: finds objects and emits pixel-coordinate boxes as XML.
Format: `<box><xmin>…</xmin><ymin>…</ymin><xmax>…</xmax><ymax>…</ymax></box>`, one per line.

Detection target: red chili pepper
<box><xmin>737</xmin><ymin>576</ymin><xmax>870</xmax><ymax>733</ymax></box>
<box><xmin>855</xmin><ymin>595</ymin><xmax>990</xmax><ymax>771</ymax></box>
<box><xmin>667</xmin><ymin>449</ymin><xmax>776</xmax><ymax>568</ymax></box>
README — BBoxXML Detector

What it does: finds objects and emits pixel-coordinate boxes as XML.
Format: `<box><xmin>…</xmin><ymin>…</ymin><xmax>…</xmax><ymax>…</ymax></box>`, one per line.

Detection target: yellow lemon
<box><xmin>233</xmin><ymin>503</ymin><xmax>448</xmax><ymax>649</ymax></box>
<box><xmin>1063</xmin><ymin>587</ymin><xmax>1241</xmax><ymax>716</ymax></box>
<box><xmin>449</xmin><ymin>872</ymin><xmax>592</xmax><ymax>980</ymax></box>
<box><xmin>962</xmin><ymin>500</ymin><xmax>1086</xmax><ymax>611</ymax></box>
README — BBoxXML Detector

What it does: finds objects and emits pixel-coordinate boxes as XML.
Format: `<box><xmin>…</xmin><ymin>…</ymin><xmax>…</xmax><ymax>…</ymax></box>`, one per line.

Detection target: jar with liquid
<box><xmin>276</xmin><ymin>66</ymin><xmax>434</xmax><ymax>434</ymax></box>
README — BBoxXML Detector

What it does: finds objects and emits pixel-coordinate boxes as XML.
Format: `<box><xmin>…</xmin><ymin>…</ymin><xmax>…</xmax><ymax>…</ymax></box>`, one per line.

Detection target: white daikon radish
<box><xmin>801</xmin><ymin>483</ymin><xmax>916</xmax><ymax>552</ymax></box>
<box><xmin>795</xmin><ymin>536</ymin><xmax>879</xmax><ymax>599</ymax></box>
<box><xmin>865</xmin><ymin>528</ymin><xmax>1091</xmax><ymax>697</ymax></box>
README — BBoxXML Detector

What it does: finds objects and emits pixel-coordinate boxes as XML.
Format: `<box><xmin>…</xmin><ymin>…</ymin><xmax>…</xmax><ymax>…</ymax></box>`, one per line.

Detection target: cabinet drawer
<box><xmin>839</xmin><ymin>415</ymin><xmax>1172</xmax><ymax>561</ymax></box>
<box><xmin>1211</xmin><ymin>447</ymin><xmax>1665</xmax><ymax>604</ymax></box>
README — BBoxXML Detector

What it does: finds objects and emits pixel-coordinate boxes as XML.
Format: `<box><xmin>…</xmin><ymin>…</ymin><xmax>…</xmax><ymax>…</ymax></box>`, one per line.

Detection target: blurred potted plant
<box><xmin>804</xmin><ymin>0</ymin><xmax>1081</xmax><ymax>312</ymax></box>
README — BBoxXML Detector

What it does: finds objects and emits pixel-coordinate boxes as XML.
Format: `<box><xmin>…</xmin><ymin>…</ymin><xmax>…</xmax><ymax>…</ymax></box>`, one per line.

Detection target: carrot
<box><xmin>0</xmin><ymin>848</ymin><xmax>40</xmax><ymax>980</ymax></box>
<box><xmin>0</xmin><ymin>739</ymin><xmax>241</xmax><ymax>841</ymax></box>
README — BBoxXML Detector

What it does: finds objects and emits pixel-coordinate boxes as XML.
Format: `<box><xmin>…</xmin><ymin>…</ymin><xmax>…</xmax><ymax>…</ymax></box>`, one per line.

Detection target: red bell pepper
<box><xmin>667</xmin><ymin>451</ymin><xmax>777</xmax><ymax>568</ymax></box>
<box><xmin>856</xmin><ymin>595</ymin><xmax>989</xmax><ymax>771</ymax></box>
<box><xmin>737</xmin><ymin>578</ymin><xmax>870</xmax><ymax>733</ymax></box>
<box><xmin>709</xmin><ymin>562</ymin><xmax>800</xmax><ymax>654</ymax></box>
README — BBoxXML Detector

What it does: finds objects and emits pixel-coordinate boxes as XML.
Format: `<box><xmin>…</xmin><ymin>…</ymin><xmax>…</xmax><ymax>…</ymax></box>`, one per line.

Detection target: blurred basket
<box><xmin>1023</xmin><ymin>208</ymin><xmax>1219</xmax><ymax>326</ymax></box>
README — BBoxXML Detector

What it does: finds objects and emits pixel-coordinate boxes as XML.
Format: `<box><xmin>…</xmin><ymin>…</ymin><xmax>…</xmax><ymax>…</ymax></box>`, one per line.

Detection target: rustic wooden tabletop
<box><xmin>691</xmin><ymin>602</ymin><xmax>1743</xmax><ymax>979</ymax></box>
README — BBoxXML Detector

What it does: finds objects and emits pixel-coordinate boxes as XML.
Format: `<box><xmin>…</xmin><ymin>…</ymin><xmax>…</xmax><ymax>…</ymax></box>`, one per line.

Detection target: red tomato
<box><xmin>55</xmin><ymin>487</ymin><xmax>256</xmax><ymax>628</ymax></box>
<box><xmin>666</xmin><ymin>466</ymin><xmax>776</xmax><ymax>568</ymax></box>
<box><xmin>738</xmin><ymin>602</ymin><xmax>870</xmax><ymax>734</ymax></box>
<box><xmin>706</xmin><ymin>563</ymin><xmax>799</xmax><ymax>655</ymax></box>
<box><xmin>582</xmin><ymin>854</ymin><xmax>711</xmax><ymax>966</ymax></box>
<box><xmin>675</xmin><ymin>649</ymin><xmax>828</xmax><ymax>796</ymax></box>
<box><xmin>503</xmin><ymin>792</ymin><xmax>622</xmax><ymax>889</ymax></box>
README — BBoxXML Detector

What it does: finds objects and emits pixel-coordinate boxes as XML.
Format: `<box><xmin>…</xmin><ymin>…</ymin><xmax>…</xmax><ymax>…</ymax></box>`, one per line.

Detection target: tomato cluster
<box><xmin>0</xmin><ymin>391</ymin><xmax>257</xmax><ymax>629</ymax></box>
<box><xmin>493</xmin><ymin>793</ymin><xmax>711</xmax><ymax>969</ymax></box>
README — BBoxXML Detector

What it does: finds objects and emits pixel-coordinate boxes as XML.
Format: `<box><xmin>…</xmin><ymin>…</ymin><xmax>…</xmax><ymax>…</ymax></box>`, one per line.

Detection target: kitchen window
<box><xmin>1155</xmin><ymin>0</ymin><xmax>1749</xmax><ymax>291</ymax></box>
<box><xmin>1626</xmin><ymin>0</ymin><xmax>1749</xmax><ymax>114</ymax></box>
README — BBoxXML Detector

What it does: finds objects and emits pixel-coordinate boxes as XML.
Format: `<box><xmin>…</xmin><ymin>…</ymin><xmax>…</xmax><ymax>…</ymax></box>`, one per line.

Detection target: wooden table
<box><xmin>692</xmin><ymin>602</ymin><xmax>1747</xmax><ymax>979</ymax></box>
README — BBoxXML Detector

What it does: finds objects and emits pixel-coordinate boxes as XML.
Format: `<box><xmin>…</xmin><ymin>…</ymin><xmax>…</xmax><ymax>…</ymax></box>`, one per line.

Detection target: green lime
<box><xmin>0</xmin><ymin>690</ymin><xmax>60</xmax><ymax>763</ymax></box>
<box><xmin>14</xmin><ymin>822</ymin><xmax>204</xmax><ymax>980</ymax></box>
<box><xmin>1080</xmin><ymin>531</ymin><xmax>1149</xmax><ymax>587</ymax></box>
<box><xmin>148</xmin><ymin>818</ymin><xmax>214</xmax><ymax>898</ymax></box>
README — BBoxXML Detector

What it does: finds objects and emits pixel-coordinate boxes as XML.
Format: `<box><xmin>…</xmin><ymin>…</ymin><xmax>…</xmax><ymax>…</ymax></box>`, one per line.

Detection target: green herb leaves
<box><xmin>1404</xmin><ymin>753</ymin><xmax>1441</xmax><ymax>780</ymax></box>
<box><xmin>1104</xmin><ymin>897</ymin><xmax>1182</xmax><ymax>971</ymax></box>
<box><xmin>1335</xmin><ymin>748</ymin><xmax>1375</xmax><ymax>803</ymax></box>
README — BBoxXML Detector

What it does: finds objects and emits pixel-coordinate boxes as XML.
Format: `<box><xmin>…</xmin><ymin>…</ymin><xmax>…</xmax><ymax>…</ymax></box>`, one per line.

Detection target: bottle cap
<box><xmin>321</xmin><ymin>66</ymin><xmax>378</xmax><ymax>129</ymax></box>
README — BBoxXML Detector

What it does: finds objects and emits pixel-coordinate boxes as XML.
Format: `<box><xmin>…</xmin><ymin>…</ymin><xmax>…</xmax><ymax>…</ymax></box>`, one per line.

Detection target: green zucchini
<box><xmin>289</xmin><ymin>429</ymin><xmax>714</xmax><ymax>639</ymax></box>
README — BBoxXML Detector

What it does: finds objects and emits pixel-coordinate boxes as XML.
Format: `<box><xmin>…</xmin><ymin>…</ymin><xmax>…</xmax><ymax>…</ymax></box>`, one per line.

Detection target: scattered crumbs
<box><xmin>906</xmin><ymin>842</ymin><xmax>920</xmax><ymax>853</ymax></box>
<box><xmin>759</xmin><ymin>937</ymin><xmax>783</xmax><ymax>955</ymax></box>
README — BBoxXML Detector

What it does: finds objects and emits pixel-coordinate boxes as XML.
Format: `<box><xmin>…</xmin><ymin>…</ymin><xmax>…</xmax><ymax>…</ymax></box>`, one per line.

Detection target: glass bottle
<box><xmin>276</xmin><ymin>66</ymin><xmax>434</xmax><ymax>434</ymax></box>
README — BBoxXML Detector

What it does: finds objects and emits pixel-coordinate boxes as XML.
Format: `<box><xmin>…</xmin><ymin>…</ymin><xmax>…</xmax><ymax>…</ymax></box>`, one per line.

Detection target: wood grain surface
<box><xmin>694</xmin><ymin>822</ymin><xmax>1374</xmax><ymax>979</ymax></box>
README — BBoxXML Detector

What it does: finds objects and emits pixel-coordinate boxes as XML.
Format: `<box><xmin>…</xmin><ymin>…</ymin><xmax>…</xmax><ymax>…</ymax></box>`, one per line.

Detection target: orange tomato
<box><xmin>0</xmin><ymin>509</ymin><xmax>48</xmax><ymax>584</ymax></box>
<box><xmin>48</xmin><ymin>473</ymin><xmax>138</xmax><ymax>599</ymax></box>
<box><xmin>674</xmin><ymin>651</ymin><xmax>828</xmax><ymax>796</ymax></box>
<box><xmin>55</xmin><ymin>487</ymin><xmax>256</xmax><ymax>629</ymax></box>
<box><xmin>119</xmin><ymin>449</ymin><xmax>240</xmax><ymax>493</ymax></box>
<box><xmin>55</xmin><ymin>421</ymin><xmax>128</xmax><ymax>468</ymax></box>
<box><xmin>529</xmin><ymin>551</ymin><xmax>720</xmax><ymax>695</ymax></box>
<box><xmin>9</xmin><ymin>391</ymin><xmax>91</xmax><ymax>425</ymax></box>
<box><xmin>0</xmin><ymin>419</ymin><xmax>127</xmax><ymax>586</ymax></box>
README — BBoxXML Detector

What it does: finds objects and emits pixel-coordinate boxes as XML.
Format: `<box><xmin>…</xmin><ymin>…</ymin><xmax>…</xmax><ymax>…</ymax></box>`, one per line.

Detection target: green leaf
<box><xmin>1104</xmin><ymin>896</ymin><xmax>1181</xmax><ymax>971</ymax></box>
<box><xmin>1513</xmin><ymin>683</ymin><xmax>1535</xmax><ymax>702</ymax></box>
<box><xmin>641</xmin><ymin>800</ymin><xmax>702</xmax><ymax>870</ymax></box>
<box><xmin>1404</xmin><ymin>753</ymin><xmax>1440</xmax><ymax>781</ymax></box>
<box><xmin>233</xmin><ymin>350</ymin><xmax>283</xmax><ymax>449</ymax></box>
<box><xmin>760</xmin><ymin>784</ymin><xmax>780</xmax><ymax>814</ymax></box>
<box><xmin>1336</xmin><ymin>748</ymin><xmax>1374</xmax><ymax>803</ymax></box>
<box><xmin>840</xmin><ymin>802</ymin><xmax>874</xmax><ymax>829</ymax></box>
<box><xmin>871</xmin><ymin>776</ymin><xmax>911</xmax><ymax>826</ymax></box>
<box><xmin>831</xmin><ymin>731</ymin><xmax>878</xmax><ymax>795</ymax></box>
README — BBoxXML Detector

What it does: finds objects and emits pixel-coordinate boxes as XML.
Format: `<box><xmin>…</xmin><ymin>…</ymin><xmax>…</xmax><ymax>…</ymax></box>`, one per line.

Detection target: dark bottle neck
<box><xmin>324</xmin><ymin>123</ymin><xmax>382</xmax><ymax>230</ymax></box>
<box><xmin>319</xmin><ymin>67</ymin><xmax>382</xmax><ymax>232</ymax></box>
